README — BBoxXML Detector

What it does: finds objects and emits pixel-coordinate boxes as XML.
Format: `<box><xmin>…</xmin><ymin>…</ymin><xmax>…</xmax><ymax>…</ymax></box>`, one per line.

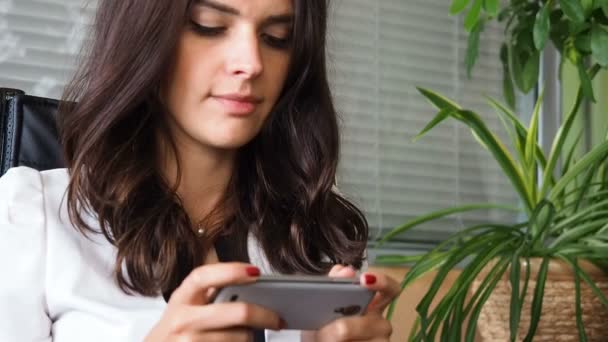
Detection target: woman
<box><xmin>0</xmin><ymin>0</ymin><xmax>398</xmax><ymax>341</ymax></box>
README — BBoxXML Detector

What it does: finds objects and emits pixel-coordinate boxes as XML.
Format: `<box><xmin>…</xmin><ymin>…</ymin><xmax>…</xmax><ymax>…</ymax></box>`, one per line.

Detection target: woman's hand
<box><xmin>304</xmin><ymin>265</ymin><xmax>399</xmax><ymax>342</ymax></box>
<box><xmin>145</xmin><ymin>262</ymin><xmax>284</xmax><ymax>342</ymax></box>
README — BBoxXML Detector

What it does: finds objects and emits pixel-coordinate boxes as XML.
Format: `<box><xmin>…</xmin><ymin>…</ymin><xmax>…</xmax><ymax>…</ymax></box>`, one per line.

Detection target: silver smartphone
<box><xmin>211</xmin><ymin>275</ymin><xmax>375</xmax><ymax>330</ymax></box>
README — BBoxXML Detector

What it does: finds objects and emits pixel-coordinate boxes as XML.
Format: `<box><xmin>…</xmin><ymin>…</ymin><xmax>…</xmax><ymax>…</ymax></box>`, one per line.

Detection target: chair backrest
<box><xmin>0</xmin><ymin>88</ymin><xmax>64</xmax><ymax>177</ymax></box>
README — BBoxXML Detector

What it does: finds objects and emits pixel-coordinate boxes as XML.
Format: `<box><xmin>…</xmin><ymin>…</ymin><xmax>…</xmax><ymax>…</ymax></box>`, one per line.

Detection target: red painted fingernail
<box><xmin>246</xmin><ymin>267</ymin><xmax>260</xmax><ymax>277</ymax></box>
<box><xmin>364</xmin><ymin>274</ymin><xmax>377</xmax><ymax>285</ymax></box>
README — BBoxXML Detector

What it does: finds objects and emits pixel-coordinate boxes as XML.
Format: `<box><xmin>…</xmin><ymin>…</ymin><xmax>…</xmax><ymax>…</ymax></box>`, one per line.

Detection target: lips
<box><xmin>213</xmin><ymin>93</ymin><xmax>263</xmax><ymax>116</ymax></box>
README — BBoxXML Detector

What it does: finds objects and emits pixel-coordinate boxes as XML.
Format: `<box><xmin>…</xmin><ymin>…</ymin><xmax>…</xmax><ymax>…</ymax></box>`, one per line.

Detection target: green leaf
<box><xmin>466</xmin><ymin>20</ymin><xmax>484</xmax><ymax>78</ymax></box>
<box><xmin>575</xmin><ymin>33</ymin><xmax>592</xmax><ymax>53</ymax></box>
<box><xmin>416</xmin><ymin>234</ymin><xmax>517</xmax><ymax>339</ymax></box>
<box><xmin>552</xmin><ymin>137</ymin><xmax>608</xmax><ymax>200</ymax></box>
<box><xmin>377</xmin><ymin>203</ymin><xmax>520</xmax><ymax>245</ymax></box>
<box><xmin>594</xmin><ymin>7</ymin><xmax>608</xmax><ymax>26</ymax></box>
<box><xmin>392</xmin><ymin>223</ymin><xmax>521</xmax><ymax>309</ymax></box>
<box><xmin>560</xmin><ymin>200</ymin><xmax>608</xmax><ymax>225</ymax></box>
<box><xmin>582</xmin><ymin>0</ymin><xmax>595</xmax><ymax>15</ymax></box>
<box><xmin>498</xmin><ymin>5</ymin><xmax>513</xmax><ymax>21</ymax></box>
<box><xmin>571</xmin><ymin>21</ymin><xmax>591</xmax><ymax>36</ymax></box>
<box><xmin>500</xmin><ymin>44</ymin><xmax>516</xmax><ymax>107</ymax></box>
<box><xmin>528</xmin><ymin>199</ymin><xmax>556</xmax><ymax>249</ymax></box>
<box><xmin>508</xmin><ymin>44</ymin><xmax>526</xmax><ymax>92</ymax></box>
<box><xmin>483</xmin><ymin>0</ymin><xmax>500</xmax><ymax>17</ymax></box>
<box><xmin>447</xmin><ymin>294</ymin><xmax>465</xmax><ymax>342</ymax></box>
<box><xmin>573</xmin><ymin>160</ymin><xmax>602</xmax><ymax>211</ymax></box>
<box><xmin>450</xmin><ymin>0</ymin><xmax>471</xmax><ymax>14</ymax></box>
<box><xmin>573</xmin><ymin>259</ymin><xmax>589</xmax><ymax>341</ymax></box>
<box><xmin>408</xmin><ymin>316</ymin><xmax>422</xmax><ymax>342</ymax></box>
<box><xmin>522</xmin><ymin>52</ymin><xmax>541</xmax><ymax>93</ymax></box>
<box><xmin>551</xmin><ymin>18</ymin><xmax>569</xmax><ymax>52</ymax></box>
<box><xmin>490</xmin><ymin>98</ymin><xmax>527</xmax><ymax>168</ymax></box>
<box><xmin>525</xmin><ymin>88</ymin><xmax>544</xmax><ymax>202</ymax></box>
<box><xmin>374</xmin><ymin>254</ymin><xmax>424</xmax><ymax>266</ymax></box>
<box><xmin>465</xmin><ymin>0</ymin><xmax>484</xmax><ymax>32</ymax></box>
<box><xmin>452</xmin><ymin>109</ymin><xmax>534</xmax><ymax>211</ymax></box>
<box><xmin>591</xmin><ymin>23</ymin><xmax>608</xmax><ymax>66</ymax></box>
<box><xmin>550</xmin><ymin>197</ymin><xmax>608</xmax><ymax>233</ymax></box>
<box><xmin>558</xmin><ymin>255</ymin><xmax>608</xmax><ymax>339</ymax></box>
<box><xmin>465</xmin><ymin>258</ymin><xmax>510</xmax><ymax>341</ymax></box>
<box><xmin>463</xmin><ymin>257</ymin><xmax>509</xmax><ymax>317</ymax></box>
<box><xmin>519</xmin><ymin>258</ymin><xmax>531</xmax><ymax>338</ymax></box>
<box><xmin>451</xmin><ymin>237</ymin><xmax>517</xmax><ymax>302</ymax></box>
<box><xmin>551</xmin><ymin>220</ymin><xmax>608</xmax><ymax>247</ymax></box>
<box><xmin>509</xmin><ymin>251</ymin><xmax>523</xmax><ymax>341</ymax></box>
<box><xmin>534</xmin><ymin>2</ymin><xmax>551</xmax><ymax>50</ymax></box>
<box><xmin>485</xmin><ymin>96</ymin><xmax>551</xmax><ymax>178</ymax></box>
<box><xmin>413</xmin><ymin>108</ymin><xmax>453</xmax><ymax>142</ymax></box>
<box><xmin>562</xmin><ymin>129</ymin><xmax>583</xmax><ymax>179</ymax></box>
<box><xmin>523</xmin><ymin>257</ymin><xmax>550</xmax><ymax>342</ymax></box>
<box><xmin>570</xmin><ymin>258</ymin><xmax>608</xmax><ymax>310</ymax></box>
<box><xmin>385</xmin><ymin>249</ymin><xmax>449</xmax><ymax>320</ymax></box>
<box><xmin>565</xmin><ymin>38</ymin><xmax>583</xmax><ymax>65</ymax></box>
<box><xmin>415</xmin><ymin>88</ymin><xmax>538</xmax><ymax>209</ymax></box>
<box><xmin>602</xmin><ymin>0</ymin><xmax>608</xmax><ymax>17</ymax></box>
<box><xmin>503</xmin><ymin>68</ymin><xmax>516</xmax><ymax>108</ymax></box>
<box><xmin>560</xmin><ymin>0</ymin><xmax>587</xmax><ymax>24</ymax></box>
<box><xmin>540</xmin><ymin>64</ymin><xmax>602</xmax><ymax>199</ymax></box>
<box><xmin>577</xmin><ymin>61</ymin><xmax>596</xmax><ymax>102</ymax></box>
<box><xmin>417</xmin><ymin>87</ymin><xmax>461</xmax><ymax>111</ymax></box>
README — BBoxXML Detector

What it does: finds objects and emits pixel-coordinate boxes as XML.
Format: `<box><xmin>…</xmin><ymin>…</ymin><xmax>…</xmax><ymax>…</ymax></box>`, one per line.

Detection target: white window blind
<box><xmin>327</xmin><ymin>0</ymin><xmax>522</xmax><ymax>246</ymax></box>
<box><xmin>0</xmin><ymin>0</ymin><xmax>95</xmax><ymax>98</ymax></box>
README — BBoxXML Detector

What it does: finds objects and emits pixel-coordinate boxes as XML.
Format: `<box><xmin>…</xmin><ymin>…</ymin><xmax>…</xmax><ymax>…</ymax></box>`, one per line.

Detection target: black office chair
<box><xmin>0</xmin><ymin>87</ymin><xmax>64</xmax><ymax>177</ymax></box>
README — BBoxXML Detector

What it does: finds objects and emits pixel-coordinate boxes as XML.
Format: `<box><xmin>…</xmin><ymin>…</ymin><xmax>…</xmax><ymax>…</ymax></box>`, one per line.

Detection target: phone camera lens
<box><xmin>334</xmin><ymin>305</ymin><xmax>361</xmax><ymax>316</ymax></box>
<box><xmin>230</xmin><ymin>295</ymin><xmax>239</xmax><ymax>302</ymax></box>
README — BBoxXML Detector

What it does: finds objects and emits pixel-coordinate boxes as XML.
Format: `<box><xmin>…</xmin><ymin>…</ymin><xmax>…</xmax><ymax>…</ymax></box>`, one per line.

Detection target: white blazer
<box><xmin>0</xmin><ymin>167</ymin><xmax>304</xmax><ymax>341</ymax></box>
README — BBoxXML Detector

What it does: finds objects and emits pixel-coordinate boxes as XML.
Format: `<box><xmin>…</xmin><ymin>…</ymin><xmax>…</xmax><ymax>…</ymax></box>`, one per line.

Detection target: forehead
<box><xmin>193</xmin><ymin>0</ymin><xmax>293</xmax><ymax>17</ymax></box>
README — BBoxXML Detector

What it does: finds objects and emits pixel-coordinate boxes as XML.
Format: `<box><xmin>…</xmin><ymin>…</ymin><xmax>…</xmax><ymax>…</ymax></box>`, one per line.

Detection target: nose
<box><xmin>226</xmin><ymin>29</ymin><xmax>263</xmax><ymax>79</ymax></box>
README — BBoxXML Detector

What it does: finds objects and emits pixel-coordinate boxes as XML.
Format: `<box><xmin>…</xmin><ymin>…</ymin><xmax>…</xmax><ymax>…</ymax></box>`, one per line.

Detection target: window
<box><xmin>326</xmin><ymin>0</ymin><xmax>522</xmax><ymax>254</ymax></box>
<box><xmin>0</xmin><ymin>0</ymin><xmax>94</xmax><ymax>98</ymax></box>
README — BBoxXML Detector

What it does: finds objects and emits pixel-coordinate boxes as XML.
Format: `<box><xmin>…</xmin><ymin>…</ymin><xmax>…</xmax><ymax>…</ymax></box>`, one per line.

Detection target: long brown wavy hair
<box><xmin>59</xmin><ymin>0</ymin><xmax>368</xmax><ymax>297</ymax></box>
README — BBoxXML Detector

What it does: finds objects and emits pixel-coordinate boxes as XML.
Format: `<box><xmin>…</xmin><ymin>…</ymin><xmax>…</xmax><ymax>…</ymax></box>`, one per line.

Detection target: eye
<box><xmin>262</xmin><ymin>33</ymin><xmax>292</xmax><ymax>50</ymax></box>
<box><xmin>189</xmin><ymin>20</ymin><xmax>226</xmax><ymax>36</ymax></box>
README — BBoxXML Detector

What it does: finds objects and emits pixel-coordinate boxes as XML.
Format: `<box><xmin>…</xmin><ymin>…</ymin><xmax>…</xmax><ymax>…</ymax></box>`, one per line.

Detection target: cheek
<box><xmin>173</xmin><ymin>68</ymin><xmax>205</xmax><ymax>108</ymax></box>
<box><xmin>265</xmin><ymin>55</ymin><xmax>291</xmax><ymax>100</ymax></box>
<box><xmin>166</xmin><ymin>36</ymin><xmax>215</xmax><ymax>113</ymax></box>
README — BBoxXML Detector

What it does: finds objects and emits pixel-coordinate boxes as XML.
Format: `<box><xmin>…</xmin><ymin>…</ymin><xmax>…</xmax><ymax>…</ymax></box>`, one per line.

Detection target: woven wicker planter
<box><xmin>471</xmin><ymin>258</ymin><xmax>608</xmax><ymax>341</ymax></box>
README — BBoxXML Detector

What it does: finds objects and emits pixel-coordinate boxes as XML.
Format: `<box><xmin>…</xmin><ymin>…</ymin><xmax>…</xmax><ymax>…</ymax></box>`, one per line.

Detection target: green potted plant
<box><xmin>375</xmin><ymin>0</ymin><xmax>608</xmax><ymax>340</ymax></box>
<box><xmin>457</xmin><ymin>0</ymin><xmax>608</xmax><ymax>106</ymax></box>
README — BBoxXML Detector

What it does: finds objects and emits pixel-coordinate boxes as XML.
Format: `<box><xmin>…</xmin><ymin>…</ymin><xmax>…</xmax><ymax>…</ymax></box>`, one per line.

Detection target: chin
<box><xmin>210</xmin><ymin>133</ymin><xmax>258</xmax><ymax>150</ymax></box>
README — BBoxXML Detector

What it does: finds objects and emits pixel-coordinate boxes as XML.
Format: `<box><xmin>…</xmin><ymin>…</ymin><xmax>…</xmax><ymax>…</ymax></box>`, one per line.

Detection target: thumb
<box><xmin>328</xmin><ymin>264</ymin><xmax>357</xmax><ymax>278</ymax></box>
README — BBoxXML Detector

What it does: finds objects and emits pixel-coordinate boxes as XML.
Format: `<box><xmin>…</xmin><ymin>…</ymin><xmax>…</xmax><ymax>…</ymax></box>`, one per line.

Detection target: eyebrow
<box><xmin>196</xmin><ymin>0</ymin><xmax>294</xmax><ymax>25</ymax></box>
<box><xmin>197</xmin><ymin>0</ymin><xmax>240</xmax><ymax>15</ymax></box>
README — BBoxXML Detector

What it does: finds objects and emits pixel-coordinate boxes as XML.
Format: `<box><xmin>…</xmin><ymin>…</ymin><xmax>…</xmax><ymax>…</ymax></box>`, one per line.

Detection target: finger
<box><xmin>169</xmin><ymin>263</ymin><xmax>260</xmax><ymax>305</ymax></box>
<box><xmin>315</xmin><ymin>315</ymin><xmax>392</xmax><ymax>341</ymax></box>
<box><xmin>327</xmin><ymin>264</ymin><xmax>345</xmax><ymax>277</ymax></box>
<box><xmin>196</xmin><ymin>328</ymin><xmax>254</xmax><ymax>342</ymax></box>
<box><xmin>359</xmin><ymin>272</ymin><xmax>400</xmax><ymax>314</ymax></box>
<box><xmin>170</xmin><ymin>303</ymin><xmax>283</xmax><ymax>332</ymax></box>
<box><xmin>328</xmin><ymin>265</ymin><xmax>356</xmax><ymax>278</ymax></box>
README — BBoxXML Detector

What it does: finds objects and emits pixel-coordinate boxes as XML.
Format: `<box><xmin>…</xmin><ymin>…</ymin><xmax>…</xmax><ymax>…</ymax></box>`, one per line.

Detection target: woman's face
<box><xmin>163</xmin><ymin>0</ymin><xmax>293</xmax><ymax>153</ymax></box>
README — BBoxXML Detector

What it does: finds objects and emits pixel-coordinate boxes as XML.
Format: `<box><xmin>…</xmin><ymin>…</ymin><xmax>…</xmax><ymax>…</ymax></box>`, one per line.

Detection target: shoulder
<box><xmin>0</xmin><ymin>167</ymin><xmax>69</xmax><ymax>225</ymax></box>
<box><xmin>0</xmin><ymin>167</ymin><xmax>45</xmax><ymax>226</ymax></box>
<box><xmin>0</xmin><ymin>167</ymin><xmax>67</xmax><ymax>339</ymax></box>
